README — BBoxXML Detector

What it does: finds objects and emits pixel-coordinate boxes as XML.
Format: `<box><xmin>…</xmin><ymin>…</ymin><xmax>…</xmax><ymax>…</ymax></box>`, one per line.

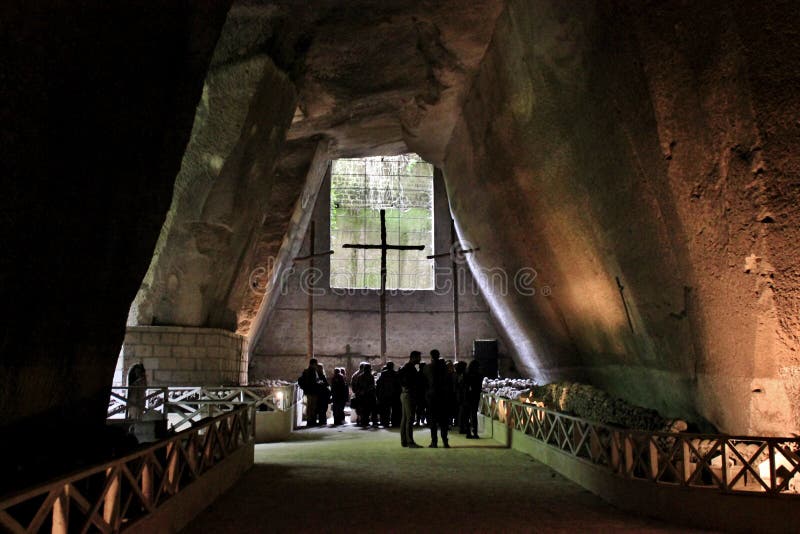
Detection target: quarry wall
<box><xmin>443</xmin><ymin>0</ymin><xmax>800</xmax><ymax>434</ymax></box>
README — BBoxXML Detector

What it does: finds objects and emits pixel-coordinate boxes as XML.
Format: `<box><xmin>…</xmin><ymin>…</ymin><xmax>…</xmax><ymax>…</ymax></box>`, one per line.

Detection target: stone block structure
<box><xmin>117</xmin><ymin>326</ymin><xmax>245</xmax><ymax>386</ymax></box>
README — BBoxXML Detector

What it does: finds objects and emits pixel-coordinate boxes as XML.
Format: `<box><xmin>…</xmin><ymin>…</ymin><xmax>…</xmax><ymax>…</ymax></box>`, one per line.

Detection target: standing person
<box><xmin>298</xmin><ymin>358</ymin><xmax>320</xmax><ymax>427</ymax></box>
<box><xmin>350</xmin><ymin>363</ymin><xmax>365</xmax><ymax>425</ymax></box>
<box><xmin>316</xmin><ymin>363</ymin><xmax>331</xmax><ymax>426</ymax></box>
<box><xmin>455</xmin><ymin>360</ymin><xmax>469</xmax><ymax>434</ymax></box>
<box><xmin>465</xmin><ymin>359</ymin><xmax>484</xmax><ymax>439</ymax></box>
<box><xmin>391</xmin><ymin>366</ymin><xmax>403</xmax><ymax>428</ymax></box>
<box><xmin>445</xmin><ymin>359</ymin><xmax>457</xmax><ymax>427</ymax></box>
<box><xmin>331</xmin><ymin>368</ymin><xmax>349</xmax><ymax>425</ymax></box>
<box><xmin>398</xmin><ymin>351</ymin><xmax>422</xmax><ymax>448</ymax></box>
<box><xmin>354</xmin><ymin>362</ymin><xmax>377</xmax><ymax>428</ymax></box>
<box><xmin>415</xmin><ymin>362</ymin><xmax>427</xmax><ymax>426</ymax></box>
<box><xmin>423</xmin><ymin>350</ymin><xmax>452</xmax><ymax>448</ymax></box>
<box><xmin>376</xmin><ymin>362</ymin><xmax>399</xmax><ymax>427</ymax></box>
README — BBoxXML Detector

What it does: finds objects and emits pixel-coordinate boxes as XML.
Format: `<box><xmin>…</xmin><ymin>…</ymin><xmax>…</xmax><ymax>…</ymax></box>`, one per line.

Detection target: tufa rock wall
<box><xmin>129</xmin><ymin>38</ymin><xmax>298</xmax><ymax>333</ymax></box>
<box><xmin>443</xmin><ymin>0</ymin><xmax>800</xmax><ymax>434</ymax></box>
<box><xmin>0</xmin><ymin>1</ymin><xmax>231</xmax><ymax>482</ymax></box>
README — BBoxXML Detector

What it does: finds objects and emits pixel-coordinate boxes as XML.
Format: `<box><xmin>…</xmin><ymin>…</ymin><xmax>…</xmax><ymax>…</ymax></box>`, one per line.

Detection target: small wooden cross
<box><xmin>293</xmin><ymin>220</ymin><xmax>334</xmax><ymax>358</ymax></box>
<box><xmin>427</xmin><ymin>219</ymin><xmax>479</xmax><ymax>361</ymax></box>
<box><xmin>343</xmin><ymin>209</ymin><xmax>426</xmax><ymax>359</ymax></box>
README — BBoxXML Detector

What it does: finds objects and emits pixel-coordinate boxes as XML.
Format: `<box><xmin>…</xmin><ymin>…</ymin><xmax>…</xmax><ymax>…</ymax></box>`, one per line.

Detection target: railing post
<box><xmin>103</xmin><ymin>467</ymin><xmax>120</xmax><ymax>530</ymax></box>
<box><xmin>624</xmin><ymin>434</ymin><xmax>634</xmax><ymax>476</ymax></box>
<box><xmin>682</xmin><ymin>438</ymin><xmax>693</xmax><ymax>485</ymax></box>
<box><xmin>51</xmin><ymin>485</ymin><xmax>70</xmax><ymax>534</ymax></box>
<box><xmin>721</xmin><ymin>441</ymin><xmax>729</xmax><ymax>491</ymax></box>
<box><xmin>141</xmin><ymin>458</ymin><xmax>153</xmax><ymax>507</ymax></box>
<box><xmin>590</xmin><ymin>427</ymin><xmax>601</xmax><ymax>464</ymax></box>
<box><xmin>768</xmin><ymin>441</ymin><xmax>777</xmax><ymax>494</ymax></box>
<box><xmin>204</xmin><ymin>427</ymin><xmax>215</xmax><ymax>466</ymax></box>
<box><xmin>166</xmin><ymin>442</ymin><xmax>180</xmax><ymax>495</ymax></box>
<box><xmin>503</xmin><ymin>400</ymin><xmax>513</xmax><ymax>448</ymax></box>
<box><xmin>611</xmin><ymin>430</ymin><xmax>621</xmax><ymax>472</ymax></box>
<box><xmin>186</xmin><ymin>435</ymin><xmax>198</xmax><ymax>474</ymax></box>
<box><xmin>572</xmin><ymin>421</ymin><xmax>582</xmax><ymax>455</ymax></box>
<box><xmin>648</xmin><ymin>438</ymin><xmax>659</xmax><ymax>480</ymax></box>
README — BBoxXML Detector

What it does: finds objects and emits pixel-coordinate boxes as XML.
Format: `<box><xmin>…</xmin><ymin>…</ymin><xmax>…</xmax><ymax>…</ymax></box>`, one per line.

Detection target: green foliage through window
<box><xmin>330</xmin><ymin>154</ymin><xmax>434</xmax><ymax>290</ymax></box>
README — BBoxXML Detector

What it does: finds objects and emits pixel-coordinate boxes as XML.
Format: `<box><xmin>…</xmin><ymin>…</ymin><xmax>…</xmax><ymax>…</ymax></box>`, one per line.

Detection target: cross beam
<box><xmin>427</xmin><ymin>247</ymin><xmax>480</xmax><ymax>259</ymax></box>
<box><xmin>342</xmin><ymin>209</ymin><xmax>425</xmax><ymax>358</ymax></box>
<box><xmin>293</xmin><ymin>220</ymin><xmax>334</xmax><ymax>358</ymax></box>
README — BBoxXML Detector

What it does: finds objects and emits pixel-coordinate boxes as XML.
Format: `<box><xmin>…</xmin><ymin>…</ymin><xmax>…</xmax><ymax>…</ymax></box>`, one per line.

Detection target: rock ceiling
<box><xmin>226</xmin><ymin>0</ymin><xmax>505</xmax><ymax>163</ymax></box>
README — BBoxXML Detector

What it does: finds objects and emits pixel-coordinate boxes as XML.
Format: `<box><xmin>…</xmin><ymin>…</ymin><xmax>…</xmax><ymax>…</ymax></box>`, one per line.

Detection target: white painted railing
<box><xmin>0</xmin><ymin>406</ymin><xmax>254</xmax><ymax>533</ymax></box>
<box><xmin>108</xmin><ymin>385</ymin><xmax>295</xmax><ymax>432</ymax></box>
<box><xmin>481</xmin><ymin>394</ymin><xmax>800</xmax><ymax>496</ymax></box>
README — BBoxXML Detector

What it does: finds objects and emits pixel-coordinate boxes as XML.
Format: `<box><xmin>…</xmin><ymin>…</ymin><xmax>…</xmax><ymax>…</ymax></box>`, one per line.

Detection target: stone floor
<box><xmin>184</xmin><ymin>423</ymin><xmax>704</xmax><ymax>533</ymax></box>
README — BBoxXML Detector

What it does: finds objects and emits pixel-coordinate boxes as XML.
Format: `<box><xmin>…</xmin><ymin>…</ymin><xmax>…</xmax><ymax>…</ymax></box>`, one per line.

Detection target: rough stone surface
<box><xmin>273</xmin><ymin>0</ymin><xmax>506</xmax><ymax>163</ymax></box>
<box><xmin>4</xmin><ymin>1</ymin><xmax>800</xmax><ymax>494</ymax></box>
<box><xmin>442</xmin><ymin>0</ymin><xmax>800</xmax><ymax>434</ymax></box>
<box><xmin>128</xmin><ymin>28</ymin><xmax>298</xmax><ymax>332</ymax></box>
<box><xmin>0</xmin><ymin>1</ymin><xmax>230</xmax><ymax>481</ymax></box>
<box><xmin>244</xmin><ymin>140</ymin><xmax>331</xmax><ymax>343</ymax></box>
<box><xmin>129</xmin><ymin>0</ymin><xmax>505</xmax><ymax>340</ymax></box>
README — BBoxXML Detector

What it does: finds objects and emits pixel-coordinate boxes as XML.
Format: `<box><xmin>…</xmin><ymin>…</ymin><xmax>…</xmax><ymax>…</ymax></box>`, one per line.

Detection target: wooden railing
<box><xmin>108</xmin><ymin>385</ymin><xmax>295</xmax><ymax>432</ymax></box>
<box><xmin>481</xmin><ymin>394</ymin><xmax>800</xmax><ymax>496</ymax></box>
<box><xmin>0</xmin><ymin>406</ymin><xmax>254</xmax><ymax>533</ymax></box>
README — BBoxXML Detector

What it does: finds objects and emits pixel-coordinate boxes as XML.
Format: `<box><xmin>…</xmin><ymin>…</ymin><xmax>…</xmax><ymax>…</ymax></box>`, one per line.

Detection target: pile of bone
<box><xmin>482</xmin><ymin>378</ymin><xmax>538</xmax><ymax>399</ymax></box>
<box><xmin>249</xmin><ymin>379</ymin><xmax>295</xmax><ymax>388</ymax></box>
<box><xmin>528</xmin><ymin>382</ymin><xmax>686</xmax><ymax>432</ymax></box>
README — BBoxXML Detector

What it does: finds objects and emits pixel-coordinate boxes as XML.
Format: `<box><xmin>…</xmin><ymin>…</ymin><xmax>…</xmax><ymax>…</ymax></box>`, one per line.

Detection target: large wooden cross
<box><xmin>427</xmin><ymin>219</ymin><xmax>479</xmax><ymax>361</ymax></box>
<box><xmin>293</xmin><ymin>220</ymin><xmax>333</xmax><ymax>358</ymax></box>
<box><xmin>343</xmin><ymin>209</ymin><xmax>425</xmax><ymax>359</ymax></box>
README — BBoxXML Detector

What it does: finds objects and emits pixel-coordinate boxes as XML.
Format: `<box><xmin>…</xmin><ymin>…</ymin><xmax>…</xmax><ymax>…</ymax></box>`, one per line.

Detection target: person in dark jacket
<box><xmin>465</xmin><ymin>359</ymin><xmax>484</xmax><ymax>439</ymax></box>
<box><xmin>331</xmin><ymin>367</ymin><xmax>349</xmax><ymax>425</ymax></box>
<box><xmin>376</xmin><ymin>362</ymin><xmax>400</xmax><ymax>427</ymax></box>
<box><xmin>415</xmin><ymin>362</ymin><xmax>427</xmax><ymax>426</ymax></box>
<box><xmin>353</xmin><ymin>362</ymin><xmax>377</xmax><ymax>428</ymax></box>
<box><xmin>298</xmin><ymin>358</ymin><xmax>319</xmax><ymax>427</ymax></box>
<box><xmin>398</xmin><ymin>351</ymin><xmax>422</xmax><ymax>447</ymax></box>
<box><xmin>423</xmin><ymin>349</ymin><xmax>452</xmax><ymax>448</ymax></box>
<box><xmin>455</xmin><ymin>360</ymin><xmax>469</xmax><ymax>433</ymax></box>
<box><xmin>315</xmin><ymin>363</ymin><xmax>331</xmax><ymax>426</ymax></box>
<box><xmin>350</xmin><ymin>363</ymin><xmax>365</xmax><ymax>425</ymax></box>
<box><xmin>445</xmin><ymin>359</ymin><xmax>457</xmax><ymax>427</ymax></box>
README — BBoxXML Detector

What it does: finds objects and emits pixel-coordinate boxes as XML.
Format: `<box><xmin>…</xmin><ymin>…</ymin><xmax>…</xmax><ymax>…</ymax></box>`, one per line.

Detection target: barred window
<box><xmin>330</xmin><ymin>154</ymin><xmax>434</xmax><ymax>290</ymax></box>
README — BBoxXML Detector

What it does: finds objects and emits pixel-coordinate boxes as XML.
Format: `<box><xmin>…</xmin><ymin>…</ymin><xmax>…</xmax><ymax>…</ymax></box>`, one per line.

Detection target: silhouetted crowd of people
<box><xmin>298</xmin><ymin>350</ymin><xmax>484</xmax><ymax>448</ymax></box>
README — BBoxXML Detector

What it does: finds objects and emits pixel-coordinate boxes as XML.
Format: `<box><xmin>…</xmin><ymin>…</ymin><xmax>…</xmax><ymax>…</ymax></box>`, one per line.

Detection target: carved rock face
<box><xmin>442</xmin><ymin>0</ymin><xmax>800</xmax><ymax>435</ymax></box>
<box><xmin>131</xmin><ymin>0</ymin><xmax>507</xmax><ymax>337</ymax></box>
<box><xmin>272</xmin><ymin>0</ymin><xmax>506</xmax><ymax>163</ymax></box>
<box><xmin>4</xmin><ymin>1</ymin><xmax>799</xmax><ymax>484</ymax></box>
<box><xmin>135</xmin><ymin>0</ymin><xmax>800</xmax><ymax>436</ymax></box>
<box><xmin>0</xmin><ymin>2</ymin><xmax>232</xmax><ymax>481</ymax></box>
